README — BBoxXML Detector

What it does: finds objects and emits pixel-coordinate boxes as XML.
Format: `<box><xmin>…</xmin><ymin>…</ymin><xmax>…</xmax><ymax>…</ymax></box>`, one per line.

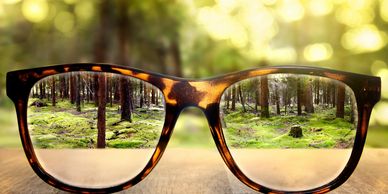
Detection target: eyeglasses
<box><xmin>6</xmin><ymin>63</ymin><xmax>380</xmax><ymax>193</ymax></box>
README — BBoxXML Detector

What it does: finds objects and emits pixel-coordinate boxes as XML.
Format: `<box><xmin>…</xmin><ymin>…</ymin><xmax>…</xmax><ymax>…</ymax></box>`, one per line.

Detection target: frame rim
<box><xmin>6</xmin><ymin>63</ymin><xmax>381</xmax><ymax>193</ymax></box>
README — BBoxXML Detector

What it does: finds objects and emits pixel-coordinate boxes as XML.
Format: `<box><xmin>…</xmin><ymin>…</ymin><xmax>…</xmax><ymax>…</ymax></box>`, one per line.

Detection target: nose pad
<box><xmin>169</xmin><ymin>107</ymin><xmax>214</xmax><ymax>148</ymax></box>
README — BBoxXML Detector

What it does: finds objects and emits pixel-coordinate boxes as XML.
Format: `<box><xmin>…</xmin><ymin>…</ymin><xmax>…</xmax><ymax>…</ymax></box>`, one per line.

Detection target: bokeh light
<box><xmin>277</xmin><ymin>0</ymin><xmax>305</xmax><ymax>23</ymax></box>
<box><xmin>373</xmin><ymin>102</ymin><xmax>388</xmax><ymax>125</ymax></box>
<box><xmin>371</xmin><ymin>60</ymin><xmax>387</xmax><ymax>75</ymax></box>
<box><xmin>266</xmin><ymin>47</ymin><xmax>297</xmax><ymax>64</ymax></box>
<box><xmin>381</xmin><ymin>0</ymin><xmax>388</xmax><ymax>22</ymax></box>
<box><xmin>75</xmin><ymin>1</ymin><xmax>94</xmax><ymax>21</ymax></box>
<box><xmin>341</xmin><ymin>25</ymin><xmax>387</xmax><ymax>53</ymax></box>
<box><xmin>335</xmin><ymin>4</ymin><xmax>375</xmax><ymax>27</ymax></box>
<box><xmin>307</xmin><ymin>0</ymin><xmax>333</xmax><ymax>16</ymax></box>
<box><xmin>376</xmin><ymin>68</ymin><xmax>388</xmax><ymax>99</ymax></box>
<box><xmin>54</xmin><ymin>11</ymin><xmax>75</xmax><ymax>35</ymax></box>
<box><xmin>2</xmin><ymin>0</ymin><xmax>22</xmax><ymax>4</ymax></box>
<box><xmin>303</xmin><ymin>43</ymin><xmax>333</xmax><ymax>62</ymax></box>
<box><xmin>21</xmin><ymin>0</ymin><xmax>48</xmax><ymax>23</ymax></box>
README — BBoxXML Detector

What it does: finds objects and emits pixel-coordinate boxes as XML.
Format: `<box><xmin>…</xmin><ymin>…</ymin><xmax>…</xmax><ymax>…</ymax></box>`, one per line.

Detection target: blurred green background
<box><xmin>0</xmin><ymin>0</ymin><xmax>387</xmax><ymax>148</ymax></box>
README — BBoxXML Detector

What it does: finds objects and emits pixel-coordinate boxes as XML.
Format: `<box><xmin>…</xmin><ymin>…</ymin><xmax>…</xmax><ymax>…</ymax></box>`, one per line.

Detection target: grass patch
<box><xmin>27</xmin><ymin>99</ymin><xmax>164</xmax><ymax>149</ymax></box>
<box><xmin>223</xmin><ymin>107</ymin><xmax>356</xmax><ymax>149</ymax></box>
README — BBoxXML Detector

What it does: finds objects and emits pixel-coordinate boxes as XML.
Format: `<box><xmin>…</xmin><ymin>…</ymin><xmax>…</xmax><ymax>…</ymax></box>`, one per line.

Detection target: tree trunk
<box><xmin>151</xmin><ymin>88</ymin><xmax>156</xmax><ymax>104</ymax></box>
<box><xmin>275</xmin><ymin>85</ymin><xmax>280</xmax><ymax>115</ymax></box>
<box><xmin>97</xmin><ymin>74</ymin><xmax>107</xmax><ymax>148</ymax></box>
<box><xmin>260</xmin><ymin>76</ymin><xmax>270</xmax><ymax>118</ymax></box>
<box><xmin>170</xmin><ymin>39</ymin><xmax>183</xmax><ymax>77</ymax></box>
<box><xmin>51</xmin><ymin>77</ymin><xmax>56</xmax><ymax>106</ymax></box>
<box><xmin>336</xmin><ymin>84</ymin><xmax>345</xmax><ymax>118</ymax></box>
<box><xmin>76</xmin><ymin>74</ymin><xmax>81</xmax><ymax>112</ymax></box>
<box><xmin>255</xmin><ymin>79</ymin><xmax>260</xmax><ymax>113</ymax></box>
<box><xmin>226</xmin><ymin>90</ymin><xmax>230</xmax><ymax>109</ymax></box>
<box><xmin>140</xmin><ymin>81</ymin><xmax>144</xmax><ymax>108</ymax></box>
<box><xmin>117</xmin><ymin>0</ymin><xmax>133</xmax><ymax>121</ymax></box>
<box><xmin>231</xmin><ymin>86</ymin><xmax>236</xmax><ymax>111</ymax></box>
<box><xmin>238</xmin><ymin>85</ymin><xmax>246</xmax><ymax>112</ymax></box>
<box><xmin>297</xmin><ymin>79</ymin><xmax>302</xmax><ymax>116</ymax></box>
<box><xmin>95</xmin><ymin>0</ymin><xmax>110</xmax><ymax>148</ymax></box>
<box><xmin>332</xmin><ymin>85</ymin><xmax>336</xmax><ymax>108</ymax></box>
<box><xmin>304</xmin><ymin>82</ymin><xmax>314</xmax><ymax>113</ymax></box>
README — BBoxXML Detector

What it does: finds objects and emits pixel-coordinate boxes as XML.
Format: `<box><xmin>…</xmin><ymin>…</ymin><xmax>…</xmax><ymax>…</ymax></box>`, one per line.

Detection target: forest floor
<box><xmin>222</xmin><ymin>107</ymin><xmax>357</xmax><ymax>149</ymax></box>
<box><xmin>1</xmin><ymin>101</ymin><xmax>388</xmax><ymax>149</ymax></box>
<box><xmin>28</xmin><ymin>99</ymin><xmax>165</xmax><ymax>149</ymax></box>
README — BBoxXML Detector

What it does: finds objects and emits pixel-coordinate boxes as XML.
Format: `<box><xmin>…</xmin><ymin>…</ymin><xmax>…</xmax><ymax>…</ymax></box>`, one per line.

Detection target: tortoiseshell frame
<box><xmin>6</xmin><ymin>63</ymin><xmax>381</xmax><ymax>194</ymax></box>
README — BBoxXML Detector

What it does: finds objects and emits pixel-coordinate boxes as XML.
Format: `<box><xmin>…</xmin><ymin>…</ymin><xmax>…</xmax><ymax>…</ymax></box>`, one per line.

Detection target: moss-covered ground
<box><xmin>223</xmin><ymin>106</ymin><xmax>356</xmax><ymax>149</ymax></box>
<box><xmin>28</xmin><ymin>99</ymin><xmax>164</xmax><ymax>149</ymax></box>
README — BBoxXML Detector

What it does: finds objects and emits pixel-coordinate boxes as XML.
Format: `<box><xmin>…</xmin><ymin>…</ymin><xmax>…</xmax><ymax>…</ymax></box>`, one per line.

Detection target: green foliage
<box><xmin>224</xmin><ymin>108</ymin><xmax>356</xmax><ymax>149</ymax></box>
<box><xmin>28</xmin><ymin>100</ymin><xmax>164</xmax><ymax>149</ymax></box>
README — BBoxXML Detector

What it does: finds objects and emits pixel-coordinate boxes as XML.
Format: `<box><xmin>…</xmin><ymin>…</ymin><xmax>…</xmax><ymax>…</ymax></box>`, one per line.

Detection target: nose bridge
<box><xmin>167</xmin><ymin>80</ymin><xmax>226</xmax><ymax>110</ymax></box>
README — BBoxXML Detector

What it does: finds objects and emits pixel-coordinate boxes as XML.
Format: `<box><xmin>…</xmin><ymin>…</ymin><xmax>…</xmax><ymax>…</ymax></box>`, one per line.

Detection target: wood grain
<box><xmin>0</xmin><ymin>148</ymin><xmax>387</xmax><ymax>194</ymax></box>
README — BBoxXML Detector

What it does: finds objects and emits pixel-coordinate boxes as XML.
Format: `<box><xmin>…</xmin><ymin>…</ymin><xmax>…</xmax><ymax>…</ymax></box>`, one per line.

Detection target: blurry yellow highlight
<box><xmin>277</xmin><ymin>0</ymin><xmax>304</xmax><ymax>23</ymax></box>
<box><xmin>381</xmin><ymin>0</ymin><xmax>388</xmax><ymax>22</ymax></box>
<box><xmin>373</xmin><ymin>102</ymin><xmax>388</xmax><ymax>125</ymax></box>
<box><xmin>303</xmin><ymin>43</ymin><xmax>333</xmax><ymax>62</ymax></box>
<box><xmin>22</xmin><ymin>0</ymin><xmax>48</xmax><ymax>23</ymax></box>
<box><xmin>342</xmin><ymin>25</ymin><xmax>387</xmax><ymax>53</ymax></box>
<box><xmin>64</xmin><ymin>0</ymin><xmax>76</xmax><ymax>4</ymax></box>
<box><xmin>75</xmin><ymin>1</ymin><xmax>94</xmax><ymax>21</ymax></box>
<box><xmin>2</xmin><ymin>0</ymin><xmax>21</xmax><ymax>4</ymax></box>
<box><xmin>371</xmin><ymin>60</ymin><xmax>387</xmax><ymax>75</ymax></box>
<box><xmin>376</xmin><ymin>68</ymin><xmax>388</xmax><ymax>99</ymax></box>
<box><xmin>197</xmin><ymin>7</ymin><xmax>248</xmax><ymax>48</ymax></box>
<box><xmin>335</xmin><ymin>7</ymin><xmax>374</xmax><ymax>27</ymax></box>
<box><xmin>216</xmin><ymin>0</ymin><xmax>237</xmax><ymax>13</ymax></box>
<box><xmin>307</xmin><ymin>0</ymin><xmax>333</xmax><ymax>16</ymax></box>
<box><xmin>0</xmin><ymin>4</ymin><xmax>4</xmax><ymax>18</ymax></box>
<box><xmin>54</xmin><ymin>11</ymin><xmax>75</xmax><ymax>35</ymax></box>
<box><xmin>266</xmin><ymin>47</ymin><xmax>297</xmax><ymax>64</ymax></box>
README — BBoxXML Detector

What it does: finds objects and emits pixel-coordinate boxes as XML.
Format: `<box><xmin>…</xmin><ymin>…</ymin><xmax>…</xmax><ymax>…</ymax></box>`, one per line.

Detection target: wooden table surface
<box><xmin>1</xmin><ymin>148</ymin><xmax>387</xmax><ymax>194</ymax></box>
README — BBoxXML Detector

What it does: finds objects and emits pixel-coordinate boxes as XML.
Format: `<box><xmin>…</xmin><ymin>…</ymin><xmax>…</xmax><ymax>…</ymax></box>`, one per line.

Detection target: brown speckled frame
<box><xmin>6</xmin><ymin>63</ymin><xmax>381</xmax><ymax>193</ymax></box>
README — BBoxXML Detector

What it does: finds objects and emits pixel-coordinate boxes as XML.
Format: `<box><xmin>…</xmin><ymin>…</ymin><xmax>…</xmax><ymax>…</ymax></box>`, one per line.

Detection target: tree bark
<box><xmin>117</xmin><ymin>0</ymin><xmax>133</xmax><ymax>121</ymax></box>
<box><xmin>304</xmin><ymin>82</ymin><xmax>314</xmax><ymax>113</ymax></box>
<box><xmin>76</xmin><ymin>74</ymin><xmax>81</xmax><ymax>112</ymax></box>
<box><xmin>51</xmin><ymin>77</ymin><xmax>56</xmax><ymax>106</ymax></box>
<box><xmin>297</xmin><ymin>79</ymin><xmax>302</xmax><ymax>116</ymax></box>
<box><xmin>336</xmin><ymin>84</ymin><xmax>345</xmax><ymax>118</ymax></box>
<box><xmin>97</xmin><ymin>74</ymin><xmax>107</xmax><ymax>148</ymax></box>
<box><xmin>237</xmin><ymin>85</ymin><xmax>246</xmax><ymax>112</ymax></box>
<box><xmin>95</xmin><ymin>0</ymin><xmax>110</xmax><ymax>148</ymax></box>
<box><xmin>275</xmin><ymin>85</ymin><xmax>280</xmax><ymax>115</ymax></box>
<box><xmin>260</xmin><ymin>76</ymin><xmax>270</xmax><ymax>118</ymax></box>
<box><xmin>231</xmin><ymin>86</ymin><xmax>236</xmax><ymax>111</ymax></box>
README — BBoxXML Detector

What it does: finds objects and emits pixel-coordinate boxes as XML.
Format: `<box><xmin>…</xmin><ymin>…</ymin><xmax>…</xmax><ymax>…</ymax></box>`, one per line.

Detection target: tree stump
<box><xmin>289</xmin><ymin>125</ymin><xmax>303</xmax><ymax>138</ymax></box>
<box><xmin>29</xmin><ymin>100</ymin><xmax>47</xmax><ymax>107</ymax></box>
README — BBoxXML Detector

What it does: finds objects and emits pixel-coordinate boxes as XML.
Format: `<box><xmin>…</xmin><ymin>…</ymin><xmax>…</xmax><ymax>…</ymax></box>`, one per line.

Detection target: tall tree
<box><xmin>95</xmin><ymin>0</ymin><xmax>111</xmax><ymax>148</ymax></box>
<box><xmin>118</xmin><ymin>0</ymin><xmax>133</xmax><ymax>122</ymax></box>
<box><xmin>297</xmin><ymin>79</ymin><xmax>302</xmax><ymax>116</ymax></box>
<box><xmin>304</xmin><ymin>81</ymin><xmax>314</xmax><ymax>113</ymax></box>
<box><xmin>231</xmin><ymin>86</ymin><xmax>236</xmax><ymax>111</ymax></box>
<box><xmin>336</xmin><ymin>84</ymin><xmax>345</xmax><ymax>118</ymax></box>
<box><xmin>75</xmin><ymin>74</ymin><xmax>81</xmax><ymax>112</ymax></box>
<box><xmin>260</xmin><ymin>76</ymin><xmax>270</xmax><ymax>118</ymax></box>
<box><xmin>237</xmin><ymin>85</ymin><xmax>246</xmax><ymax>112</ymax></box>
<box><xmin>274</xmin><ymin>85</ymin><xmax>280</xmax><ymax>115</ymax></box>
<box><xmin>51</xmin><ymin>77</ymin><xmax>56</xmax><ymax>106</ymax></box>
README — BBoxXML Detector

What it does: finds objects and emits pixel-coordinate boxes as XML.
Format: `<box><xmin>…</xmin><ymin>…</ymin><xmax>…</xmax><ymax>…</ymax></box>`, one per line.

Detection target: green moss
<box><xmin>107</xmin><ymin>139</ymin><xmax>146</xmax><ymax>148</ymax></box>
<box><xmin>28</xmin><ymin>100</ymin><xmax>164</xmax><ymax>149</ymax></box>
<box><xmin>223</xmin><ymin>107</ymin><xmax>356</xmax><ymax>149</ymax></box>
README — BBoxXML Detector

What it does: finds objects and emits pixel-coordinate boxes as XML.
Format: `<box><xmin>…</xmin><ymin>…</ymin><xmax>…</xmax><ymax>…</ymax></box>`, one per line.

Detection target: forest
<box><xmin>27</xmin><ymin>72</ymin><xmax>357</xmax><ymax>149</ymax></box>
<box><xmin>1</xmin><ymin>0</ymin><xmax>388</xmax><ymax>148</ymax></box>
<box><xmin>28</xmin><ymin>72</ymin><xmax>165</xmax><ymax>149</ymax></box>
<box><xmin>221</xmin><ymin>74</ymin><xmax>357</xmax><ymax>149</ymax></box>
